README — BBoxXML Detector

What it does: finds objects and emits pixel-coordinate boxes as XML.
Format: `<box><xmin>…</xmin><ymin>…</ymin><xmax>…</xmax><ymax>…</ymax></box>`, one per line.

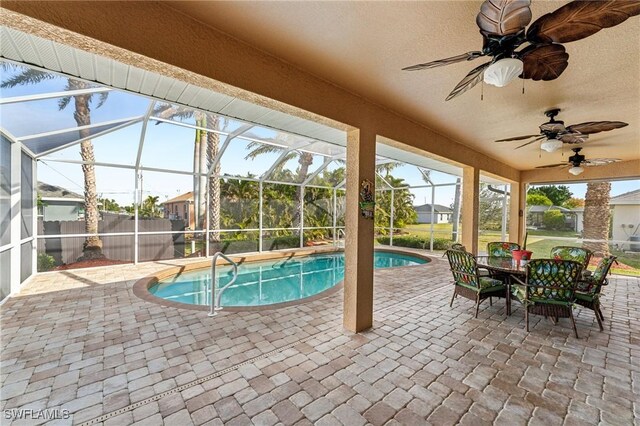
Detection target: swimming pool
<box><xmin>148</xmin><ymin>251</ymin><xmax>428</xmax><ymax>308</ymax></box>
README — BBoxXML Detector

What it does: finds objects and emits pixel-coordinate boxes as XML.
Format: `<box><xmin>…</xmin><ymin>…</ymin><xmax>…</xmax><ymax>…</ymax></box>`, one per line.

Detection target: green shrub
<box><xmin>542</xmin><ymin>210</ymin><xmax>566</xmax><ymax>230</ymax></box>
<box><xmin>377</xmin><ymin>235</ymin><xmax>452</xmax><ymax>250</ymax></box>
<box><xmin>37</xmin><ymin>253</ymin><xmax>56</xmax><ymax>272</ymax></box>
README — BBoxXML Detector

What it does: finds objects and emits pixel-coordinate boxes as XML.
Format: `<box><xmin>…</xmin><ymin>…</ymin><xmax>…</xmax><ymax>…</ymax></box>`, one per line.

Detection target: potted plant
<box><xmin>512</xmin><ymin>232</ymin><xmax>533</xmax><ymax>264</ymax></box>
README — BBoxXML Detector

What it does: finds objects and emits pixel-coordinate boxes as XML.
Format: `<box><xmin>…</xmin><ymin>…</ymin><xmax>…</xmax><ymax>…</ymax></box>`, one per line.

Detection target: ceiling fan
<box><xmin>402</xmin><ymin>0</ymin><xmax>640</xmax><ymax>101</ymax></box>
<box><xmin>536</xmin><ymin>147</ymin><xmax>620</xmax><ymax>175</ymax></box>
<box><xmin>495</xmin><ymin>108</ymin><xmax>628</xmax><ymax>152</ymax></box>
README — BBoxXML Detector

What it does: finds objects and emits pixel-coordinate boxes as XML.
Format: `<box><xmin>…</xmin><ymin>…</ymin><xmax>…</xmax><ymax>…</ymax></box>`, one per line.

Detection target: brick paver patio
<box><xmin>1</xmin><ymin>251</ymin><xmax>638</xmax><ymax>425</ymax></box>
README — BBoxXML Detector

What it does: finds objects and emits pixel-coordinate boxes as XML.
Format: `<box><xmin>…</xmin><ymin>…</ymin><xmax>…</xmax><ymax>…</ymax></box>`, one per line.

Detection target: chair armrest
<box><xmin>510</xmin><ymin>275</ymin><xmax>526</xmax><ymax>286</ymax></box>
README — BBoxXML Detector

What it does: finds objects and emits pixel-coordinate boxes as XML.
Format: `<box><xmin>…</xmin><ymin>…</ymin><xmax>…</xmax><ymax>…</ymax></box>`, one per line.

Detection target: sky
<box><xmin>1</xmin><ymin>62</ymin><xmax>638</xmax><ymax>208</ymax></box>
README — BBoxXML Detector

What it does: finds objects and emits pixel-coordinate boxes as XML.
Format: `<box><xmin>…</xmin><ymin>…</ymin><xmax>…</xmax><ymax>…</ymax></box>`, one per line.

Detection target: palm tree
<box><xmin>375</xmin><ymin>176</ymin><xmax>416</xmax><ymax>234</ymax></box>
<box><xmin>153</xmin><ymin>104</ymin><xmax>223</xmax><ymax>241</ymax></box>
<box><xmin>2</xmin><ymin>65</ymin><xmax>108</xmax><ymax>260</ymax></box>
<box><xmin>245</xmin><ymin>138</ymin><xmax>313</xmax><ymax>231</ymax></box>
<box><xmin>140</xmin><ymin>195</ymin><xmax>162</xmax><ymax>218</ymax></box>
<box><xmin>583</xmin><ymin>182</ymin><xmax>611</xmax><ymax>257</ymax></box>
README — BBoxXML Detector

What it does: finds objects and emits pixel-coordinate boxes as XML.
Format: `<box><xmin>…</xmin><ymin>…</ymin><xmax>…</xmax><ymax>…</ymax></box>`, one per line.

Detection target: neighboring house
<box><xmin>414</xmin><ymin>204</ymin><xmax>453</xmax><ymax>224</ymax></box>
<box><xmin>610</xmin><ymin>189</ymin><xmax>640</xmax><ymax>251</ymax></box>
<box><xmin>38</xmin><ymin>182</ymin><xmax>84</xmax><ymax>221</ymax></box>
<box><xmin>162</xmin><ymin>191</ymin><xmax>194</xmax><ymax>229</ymax></box>
<box><xmin>527</xmin><ymin>205</ymin><xmax>581</xmax><ymax>232</ymax></box>
<box><xmin>572</xmin><ymin>207</ymin><xmax>584</xmax><ymax>234</ymax></box>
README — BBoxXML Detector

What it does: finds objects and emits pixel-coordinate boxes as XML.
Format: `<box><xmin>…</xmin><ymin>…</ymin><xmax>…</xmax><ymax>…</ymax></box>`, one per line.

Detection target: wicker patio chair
<box><xmin>445</xmin><ymin>249</ymin><xmax>507</xmax><ymax>318</ymax></box>
<box><xmin>550</xmin><ymin>246</ymin><xmax>593</xmax><ymax>269</ymax></box>
<box><xmin>487</xmin><ymin>241</ymin><xmax>521</xmax><ymax>258</ymax></box>
<box><xmin>511</xmin><ymin>259</ymin><xmax>583</xmax><ymax>338</ymax></box>
<box><xmin>575</xmin><ymin>255</ymin><xmax>617</xmax><ymax>331</ymax></box>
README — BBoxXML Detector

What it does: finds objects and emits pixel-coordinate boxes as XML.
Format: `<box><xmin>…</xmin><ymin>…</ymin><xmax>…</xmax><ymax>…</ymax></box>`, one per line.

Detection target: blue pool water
<box><xmin>149</xmin><ymin>251</ymin><xmax>428</xmax><ymax>307</ymax></box>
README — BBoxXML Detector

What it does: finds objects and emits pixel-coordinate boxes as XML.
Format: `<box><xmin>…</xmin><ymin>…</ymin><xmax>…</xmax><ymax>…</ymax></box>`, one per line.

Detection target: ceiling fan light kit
<box><xmin>540</xmin><ymin>138</ymin><xmax>563</xmax><ymax>153</ymax></box>
<box><xmin>483</xmin><ymin>58</ymin><xmax>523</xmax><ymax>87</ymax></box>
<box><xmin>403</xmin><ymin>0</ymin><xmax>640</xmax><ymax>101</ymax></box>
<box><xmin>494</xmin><ymin>108</ymin><xmax>628</xmax><ymax>152</ymax></box>
<box><xmin>568</xmin><ymin>166</ymin><xmax>584</xmax><ymax>176</ymax></box>
<box><xmin>537</xmin><ymin>147</ymin><xmax>620</xmax><ymax>175</ymax></box>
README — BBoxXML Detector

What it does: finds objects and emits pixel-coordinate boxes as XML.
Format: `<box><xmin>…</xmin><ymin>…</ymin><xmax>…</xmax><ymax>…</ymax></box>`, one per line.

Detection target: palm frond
<box><xmin>96</xmin><ymin>91</ymin><xmax>109</xmax><ymax>108</ymax></box>
<box><xmin>244</xmin><ymin>142</ymin><xmax>285</xmax><ymax>160</ymax></box>
<box><xmin>153</xmin><ymin>104</ymin><xmax>194</xmax><ymax>123</ymax></box>
<box><xmin>1</xmin><ymin>68</ymin><xmax>54</xmax><ymax>89</ymax></box>
<box><xmin>58</xmin><ymin>96</ymin><xmax>71</xmax><ymax>110</ymax></box>
<box><xmin>376</xmin><ymin>161</ymin><xmax>401</xmax><ymax>176</ymax></box>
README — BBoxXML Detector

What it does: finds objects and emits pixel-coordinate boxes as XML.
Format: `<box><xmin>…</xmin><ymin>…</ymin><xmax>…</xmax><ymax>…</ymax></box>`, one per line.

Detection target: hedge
<box><xmin>377</xmin><ymin>235</ymin><xmax>452</xmax><ymax>250</ymax></box>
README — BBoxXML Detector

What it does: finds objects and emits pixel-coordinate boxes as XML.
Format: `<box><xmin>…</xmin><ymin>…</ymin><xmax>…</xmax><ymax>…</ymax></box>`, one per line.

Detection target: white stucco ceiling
<box><xmin>167</xmin><ymin>0</ymin><xmax>640</xmax><ymax>171</ymax></box>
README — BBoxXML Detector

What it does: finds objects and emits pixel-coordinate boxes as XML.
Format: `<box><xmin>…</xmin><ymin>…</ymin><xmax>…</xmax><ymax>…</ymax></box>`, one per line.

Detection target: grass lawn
<box><xmin>398</xmin><ymin>223</ymin><xmax>640</xmax><ymax>276</ymax></box>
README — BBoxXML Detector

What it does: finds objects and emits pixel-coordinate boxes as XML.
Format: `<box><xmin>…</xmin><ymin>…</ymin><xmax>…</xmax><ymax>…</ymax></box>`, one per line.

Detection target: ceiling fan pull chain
<box><xmin>481</xmin><ymin>80</ymin><xmax>484</xmax><ymax>101</ymax></box>
<box><xmin>522</xmin><ymin>78</ymin><xmax>525</xmax><ymax>95</ymax></box>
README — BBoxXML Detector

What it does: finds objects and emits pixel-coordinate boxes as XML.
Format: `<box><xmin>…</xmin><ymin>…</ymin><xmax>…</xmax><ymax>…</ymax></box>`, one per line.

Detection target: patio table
<box><xmin>476</xmin><ymin>256</ymin><xmax>527</xmax><ymax>316</ymax></box>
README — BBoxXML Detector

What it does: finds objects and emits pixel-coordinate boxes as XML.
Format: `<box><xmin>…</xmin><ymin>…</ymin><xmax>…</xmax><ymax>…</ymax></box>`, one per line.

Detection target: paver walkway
<box><xmin>1</xmin><ymin>251</ymin><xmax>638</xmax><ymax>425</ymax></box>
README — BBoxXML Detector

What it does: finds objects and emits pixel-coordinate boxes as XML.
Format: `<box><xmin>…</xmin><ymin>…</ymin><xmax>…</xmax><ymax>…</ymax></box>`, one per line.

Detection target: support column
<box><xmin>509</xmin><ymin>181</ymin><xmax>527</xmax><ymax>246</ymax></box>
<box><xmin>461</xmin><ymin>167</ymin><xmax>480</xmax><ymax>255</ymax></box>
<box><xmin>9</xmin><ymin>141</ymin><xmax>21</xmax><ymax>294</ymax></box>
<box><xmin>344</xmin><ymin>128</ymin><xmax>376</xmax><ymax>333</ymax></box>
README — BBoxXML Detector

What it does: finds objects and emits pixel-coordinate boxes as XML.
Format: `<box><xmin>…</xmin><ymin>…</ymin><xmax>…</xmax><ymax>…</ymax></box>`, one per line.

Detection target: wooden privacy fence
<box><xmin>38</xmin><ymin>214</ymin><xmax>185</xmax><ymax>265</ymax></box>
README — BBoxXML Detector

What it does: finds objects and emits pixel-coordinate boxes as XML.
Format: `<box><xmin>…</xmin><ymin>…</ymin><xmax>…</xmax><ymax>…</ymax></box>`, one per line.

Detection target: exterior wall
<box><xmin>612</xmin><ymin>205</ymin><xmax>640</xmax><ymax>250</ymax></box>
<box><xmin>42</xmin><ymin>201</ymin><xmax>82</xmax><ymax>221</ymax></box>
<box><xmin>163</xmin><ymin>201</ymin><xmax>194</xmax><ymax>230</ymax></box>
<box><xmin>417</xmin><ymin>211</ymin><xmax>450</xmax><ymax>224</ymax></box>
<box><xmin>575</xmin><ymin>211</ymin><xmax>584</xmax><ymax>234</ymax></box>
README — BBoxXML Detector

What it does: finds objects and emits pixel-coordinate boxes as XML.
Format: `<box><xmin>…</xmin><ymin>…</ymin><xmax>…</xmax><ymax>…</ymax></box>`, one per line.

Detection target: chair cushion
<box><xmin>511</xmin><ymin>284</ymin><xmax>527</xmax><ymax>303</ymax></box>
<box><xmin>551</xmin><ymin>246</ymin><xmax>590</xmax><ymax>267</ymax></box>
<box><xmin>575</xmin><ymin>291</ymin><xmax>595</xmax><ymax>302</ymax></box>
<box><xmin>478</xmin><ymin>277</ymin><xmax>504</xmax><ymax>291</ymax></box>
<box><xmin>576</xmin><ymin>278</ymin><xmax>594</xmax><ymax>293</ymax></box>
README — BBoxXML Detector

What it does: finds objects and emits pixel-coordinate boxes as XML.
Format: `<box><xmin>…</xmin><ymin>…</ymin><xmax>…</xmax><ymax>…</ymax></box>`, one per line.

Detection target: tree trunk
<box><xmin>293</xmin><ymin>152</ymin><xmax>314</xmax><ymax>231</ymax></box>
<box><xmin>206</xmin><ymin>114</ymin><xmax>221</xmax><ymax>243</ymax></box>
<box><xmin>583</xmin><ymin>181</ymin><xmax>611</xmax><ymax>257</ymax></box>
<box><xmin>73</xmin><ymin>82</ymin><xmax>104</xmax><ymax>261</ymax></box>
<box><xmin>192</xmin><ymin>114</ymin><xmax>208</xmax><ymax>231</ymax></box>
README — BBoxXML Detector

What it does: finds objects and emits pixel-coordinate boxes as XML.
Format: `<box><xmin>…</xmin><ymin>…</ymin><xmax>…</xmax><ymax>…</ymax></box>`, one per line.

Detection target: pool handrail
<box><xmin>208</xmin><ymin>252</ymin><xmax>239</xmax><ymax>317</ymax></box>
<box><xmin>335</xmin><ymin>228</ymin><xmax>346</xmax><ymax>247</ymax></box>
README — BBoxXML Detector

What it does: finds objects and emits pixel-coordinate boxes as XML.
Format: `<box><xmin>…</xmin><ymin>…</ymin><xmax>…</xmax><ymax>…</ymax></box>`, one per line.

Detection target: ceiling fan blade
<box><xmin>536</xmin><ymin>163</ymin><xmax>568</xmax><ymax>169</ymax></box>
<box><xmin>476</xmin><ymin>0</ymin><xmax>532</xmax><ymax>36</ymax></box>
<box><xmin>402</xmin><ymin>52</ymin><xmax>484</xmax><ymax>71</ymax></box>
<box><xmin>515</xmin><ymin>136</ymin><xmax>545</xmax><ymax>149</ymax></box>
<box><xmin>559</xmin><ymin>134</ymin><xmax>588</xmax><ymax>144</ymax></box>
<box><xmin>566</xmin><ymin>121</ymin><xmax>629</xmax><ymax>134</ymax></box>
<box><xmin>494</xmin><ymin>134</ymin><xmax>540</xmax><ymax>142</ymax></box>
<box><xmin>539</xmin><ymin>120</ymin><xmax>567</xmax><ymax>133</ymax></box>
<box><xmin>526</xmin><ymin>1</ymin><xmax>640</xmax><ymax>44</ymax></box>
<box><xmin>583</xmin><ymin>158</ymin><xmax>621</xmax><ymax>167</ymax></box>
<box><xmin>519</xmin><ymin>44</ymin><xmax>569</xmax><ymax>81</ymax></box>
<box><xmin>445</xmin><ymin>61</ymin><xmax>492</xmax><ymax>101</ymax></box>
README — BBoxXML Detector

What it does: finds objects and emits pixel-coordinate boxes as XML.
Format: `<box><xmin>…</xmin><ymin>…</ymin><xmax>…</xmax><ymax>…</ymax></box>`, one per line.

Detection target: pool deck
<box><xmin>1</xmin><ymin>248</ymin><xmax>639</xmax><ymax>425</ymax></box>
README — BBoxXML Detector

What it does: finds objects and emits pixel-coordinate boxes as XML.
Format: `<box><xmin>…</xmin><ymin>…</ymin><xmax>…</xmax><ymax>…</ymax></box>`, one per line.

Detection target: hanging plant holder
<box><xmin>359</xmin><ymin>179</ymin><xmax>375</xmax><ymax>219</ymax></box>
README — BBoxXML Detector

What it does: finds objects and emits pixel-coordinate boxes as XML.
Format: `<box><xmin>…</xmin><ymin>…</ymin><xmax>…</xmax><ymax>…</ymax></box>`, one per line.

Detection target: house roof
<box><xmin>37</xmin><ymin>182</ymin><xmax>83</xmax><ymax>201</ymax></box>
<box><xmin>528</xmin><ymin>205</ymin><xmax>573</xmax><ymax>213</ymax></box>
<box><xmin>163</xmin><ymin>192</ymin><xmax>193</xmax><ymax>204</ymax></box>
<box><xmin>610</xmin><ymin>189</ymin><xmax>640</xmax><ymax>205</ymax></box>
<box><xmin>414</xmin><ymin>204</ymin><xmax>452</xmax><ymax>214</ymax></box>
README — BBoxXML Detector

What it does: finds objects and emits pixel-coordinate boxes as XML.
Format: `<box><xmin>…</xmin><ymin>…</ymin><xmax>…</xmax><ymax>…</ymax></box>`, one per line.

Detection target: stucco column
<box><xmin>461</xmin><ymin>167</ymin><xmax>480</xmax><ymax>254</ymax></box>
<box><xmin>509</xmin><ymin>182</ymin><xmax>527</xmax><ymax>246</ymax></box>
<box><xmin>344</xmin><ymin>128</ymin><xmax>376</xmax><ymax>333</ymax></box>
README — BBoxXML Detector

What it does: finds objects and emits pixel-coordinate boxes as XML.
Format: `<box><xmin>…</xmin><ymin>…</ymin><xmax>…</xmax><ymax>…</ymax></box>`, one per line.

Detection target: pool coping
<box><xmin>132</xmin><ymin>246</ymin><xmax>433</xmax><ymax>312</ymax></box>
